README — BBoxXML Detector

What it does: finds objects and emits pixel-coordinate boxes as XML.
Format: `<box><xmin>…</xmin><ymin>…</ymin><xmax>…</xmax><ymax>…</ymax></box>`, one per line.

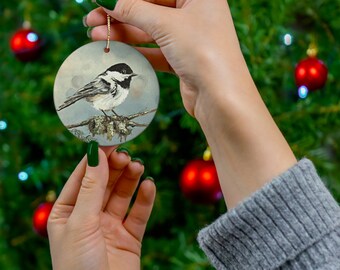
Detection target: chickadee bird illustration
<box><xmin>57</xmin><ymin>63</ymin><xmax>137</xmax><ymax>113</ymax></box>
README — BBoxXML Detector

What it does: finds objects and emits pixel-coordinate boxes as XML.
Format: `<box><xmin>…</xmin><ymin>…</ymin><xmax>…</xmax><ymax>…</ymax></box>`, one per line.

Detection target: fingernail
<box><xmin>94</xmin><ymin>0</ymin><xmax>117</xmax><ymax>10</ymax></box>
<box><xmin>87</xmin><ymin>27</ymin><xmax>93</xmax><ymax>38</ymax></box>
<box><xmin>131</xmin><ymin>157</ymin><xmax>144</xmax><ymax>166</ymax></box>
<box><xmin>87</xmin><ymin>141</ymin><xmax>99</xmax><ymax>167</ymax></box>
<box><xmin>145</xmin><ymin>176</ymin><xmax>155</xmax><ymax>182</ymax></box>
<box><xmin>82</xmin><ymin>15</ymin><xmax>88</xmax><ymax>27</ymax></box>
<box><xmin>116</xmin><ymin>147</ymin><xmax>130</xmax><ymax>156</ymax></box>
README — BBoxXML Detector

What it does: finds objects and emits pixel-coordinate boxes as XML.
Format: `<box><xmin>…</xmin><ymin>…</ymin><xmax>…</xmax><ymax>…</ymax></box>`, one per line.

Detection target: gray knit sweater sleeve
<box><xmin>197</xmin><ymin>159</ymin><xmax>340</xmax><ymax>269</ymax></box>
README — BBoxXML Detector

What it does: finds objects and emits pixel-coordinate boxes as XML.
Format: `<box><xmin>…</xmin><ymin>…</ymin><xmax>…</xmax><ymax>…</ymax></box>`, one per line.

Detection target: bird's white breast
<box><xmin>91</xmin><ymin>87</ymin><xmax>129</xmax><ymax>111</ymax></box>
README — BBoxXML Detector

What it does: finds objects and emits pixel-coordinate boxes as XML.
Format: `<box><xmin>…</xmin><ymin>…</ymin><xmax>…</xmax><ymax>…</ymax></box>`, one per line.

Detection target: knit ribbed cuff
<box><xmin>197</xmin><ymin>159</ymin><xmax>340</xmax><ymax>269</ymax></box>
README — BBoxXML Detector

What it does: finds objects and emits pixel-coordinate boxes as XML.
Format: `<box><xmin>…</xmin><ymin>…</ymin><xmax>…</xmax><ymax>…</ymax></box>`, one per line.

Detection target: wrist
<box><xmin>193</xmin><ymin>57</ymin><xmax>296</xmax><ymax>208</ymax></box>
<box><xmin>194</xmin><ymin>50</ymin><xmax>255</xmax><ymax>122</ymax></box>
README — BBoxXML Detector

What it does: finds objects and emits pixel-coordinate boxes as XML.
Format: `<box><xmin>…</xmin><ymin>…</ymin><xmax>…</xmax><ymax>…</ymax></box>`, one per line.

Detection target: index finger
<box><xmin>85</xmin><ymin>0</ymin><xmax>176</xmax><ymax>26</ymax></box>
<box><xmin>54</xmin><ymin>146</ymin><xmax>115</xmax><ymax>207</ymax></box>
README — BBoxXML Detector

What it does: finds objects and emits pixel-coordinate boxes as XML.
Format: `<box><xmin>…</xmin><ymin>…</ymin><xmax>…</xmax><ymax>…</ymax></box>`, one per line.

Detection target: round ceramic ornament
<box><xmin>54</xmin><ymin>40</ymin><xmax>159</xmax><ymax>146</ymax></box>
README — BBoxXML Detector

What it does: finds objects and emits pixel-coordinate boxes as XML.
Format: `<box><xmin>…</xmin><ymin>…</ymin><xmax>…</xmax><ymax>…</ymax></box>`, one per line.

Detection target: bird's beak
<box><xmin>131</xmin><ymin>73</ymin><xmax>138</xmax><ymax>77</ymax></box>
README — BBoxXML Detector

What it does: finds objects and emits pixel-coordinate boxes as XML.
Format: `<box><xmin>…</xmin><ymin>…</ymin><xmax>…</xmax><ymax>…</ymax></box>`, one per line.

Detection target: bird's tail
<box><xmin>57</xmin><ymin>95</ymin><xmax>83</xmax><ymax>111</ymax></box>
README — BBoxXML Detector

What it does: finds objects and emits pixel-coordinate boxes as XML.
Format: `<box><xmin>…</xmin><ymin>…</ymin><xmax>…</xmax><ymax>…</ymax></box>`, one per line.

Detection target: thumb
<box><xmin>105</xmin><ymin>0</ymin><xmax>170</xmax><ymax>37</ymax></box>
<box><xmin>72</xmin><ymin>142</ymin><xmax>109</xmax><ymax>218</ymax></box>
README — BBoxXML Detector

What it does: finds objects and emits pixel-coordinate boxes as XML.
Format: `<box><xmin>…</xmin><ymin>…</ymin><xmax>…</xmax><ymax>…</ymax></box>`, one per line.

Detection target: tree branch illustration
<box><xmin>66</xmin><ymin>108</ymin><xmax>157</xmax><ymax>142</ymax></box>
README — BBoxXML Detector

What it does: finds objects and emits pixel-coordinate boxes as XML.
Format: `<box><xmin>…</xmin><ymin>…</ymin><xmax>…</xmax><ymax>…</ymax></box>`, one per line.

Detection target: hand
<box><xmin>48</xmin><ymin>147</ymin><xmax>156</xmax><ymax>270</ymax></box>
<box><xmin>86</xmin><ymin>1</ymin><xmax>296</xmax><ymax>209</ymax></box>
<box><xmin>85</xmin><ymin>0</ymin><xmax>244</xmax><ymax>117</ymax></box>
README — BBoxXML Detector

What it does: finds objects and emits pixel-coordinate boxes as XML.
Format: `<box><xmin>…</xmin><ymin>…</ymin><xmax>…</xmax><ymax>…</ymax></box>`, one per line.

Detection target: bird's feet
<box><xmin>111</xmin><ymin>110</ymin><xmax>119</xmax><ymax>117</ymax></box>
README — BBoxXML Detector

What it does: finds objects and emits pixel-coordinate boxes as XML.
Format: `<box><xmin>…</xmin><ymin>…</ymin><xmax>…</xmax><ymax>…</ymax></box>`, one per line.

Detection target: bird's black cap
<box><xmin>107</xmin><ymin>63</ymin><xmax>134</xmax><ymax>75</ymax></box>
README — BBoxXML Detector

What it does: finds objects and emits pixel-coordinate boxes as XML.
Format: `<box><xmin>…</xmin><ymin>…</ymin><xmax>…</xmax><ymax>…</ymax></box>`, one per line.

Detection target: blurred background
<box><xmin>0</xmin><ymin>0</ymin><xmax>339</xmax><ymax>269</ymax></box>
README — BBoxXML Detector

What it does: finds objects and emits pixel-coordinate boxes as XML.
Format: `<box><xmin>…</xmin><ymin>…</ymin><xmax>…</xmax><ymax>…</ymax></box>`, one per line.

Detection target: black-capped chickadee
<box><xmin>57</xmin><ymin>63</ymin><xmax>137</xmax><ymax>113</ymax></box>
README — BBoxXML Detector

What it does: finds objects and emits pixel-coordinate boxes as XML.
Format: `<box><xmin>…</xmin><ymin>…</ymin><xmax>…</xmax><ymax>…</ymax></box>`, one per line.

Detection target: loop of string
<box><xmin>104</xmin><ymin>14</ymin><xmax>111</xmax><ymax>53</ymax></box>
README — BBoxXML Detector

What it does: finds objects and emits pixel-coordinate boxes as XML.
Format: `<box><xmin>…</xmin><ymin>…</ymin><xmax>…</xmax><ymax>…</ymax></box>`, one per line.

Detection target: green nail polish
<box><xmin>87</xmin><ymin>27</ymin><xmax>93</xmax><ymax>38</ymax></box>
<box><xmin>145</xmin><ymin>176</ymin><xmax>155</xmax><ymax>182</ymax></box>
<box><xmin>82</xmin><ymin>15</ymin><xmax>88</xmax><ymax>27</ymax></box>
<box><xmin>132</xmin><ymin>157</ymin><xmax>144</xmax><ymax>166</ymax></box>
<box><xmin>116</xmin><ymin>147</ymin><xmax>130</xmax><ymax>156</ymax></box>
<box><xmin>87</xmin><ymin>141</ymin><xmax>99</xmax><ymax>167</ymax></box>
<box><xmin>95</xmin><ymin>0</ymin><xmax>117</xmax><ymax>10</ymax></box>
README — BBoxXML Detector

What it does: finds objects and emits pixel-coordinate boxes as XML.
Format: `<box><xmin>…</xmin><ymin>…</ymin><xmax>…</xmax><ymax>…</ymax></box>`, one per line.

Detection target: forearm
<box><xmin>195</xmin><ymin>53</ymin><xmax>296</xmax><ymax>209</ymax></box>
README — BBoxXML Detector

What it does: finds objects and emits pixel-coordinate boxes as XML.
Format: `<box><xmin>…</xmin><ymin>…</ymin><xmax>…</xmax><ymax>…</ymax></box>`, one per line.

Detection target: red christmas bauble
<box><xmin>295</xmin><ymin>57</ymin><xmax>328</xmax><ymax>91</ymax></box>
<box><xmin>10</xmin><ymin>28</ymin><xmax>43</xmax><ymax>61</ymax></box>
<box><xmin>180</xmin><ymin>159</ymin><xmax>222</xmax><ymax>204</ymax></box>
<box><xmin>32</xmin><ymin>202</ymin><xmax>53</xmax><ymax>237</ymax></box>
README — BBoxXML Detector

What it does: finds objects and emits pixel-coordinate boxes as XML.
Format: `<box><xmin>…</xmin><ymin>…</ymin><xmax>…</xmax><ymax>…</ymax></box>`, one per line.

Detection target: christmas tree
<box><xmin>0</xmin><ymin>0</ymin><xmax>339</xmax><ymax>269</ymax></box>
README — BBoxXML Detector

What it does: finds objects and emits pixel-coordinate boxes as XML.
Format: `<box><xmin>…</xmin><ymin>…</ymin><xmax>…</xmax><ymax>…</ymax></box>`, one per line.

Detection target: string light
<box><xmin>0</xmin><ymin>120</ymin><xmax>7</xmax><ymax>130</ymax></box>
<box><xmin>298</xmin><ymin>86</ymin><xmax>309</xmax><ymax>99</ymax></box>
<box><xmin>18</xmin><ymin>171</ymin><xmax>29</xmax><ymax>181</ymax></box>
<box><xmin>75</xmin><ymin>0</ymin><xmax>84</xmax><ymax>3</ymax></box>
<box><xmin>283</xmin><ymin>33</ymin><xmax>293</xmax><ymax>46</ymax></box>
<box><xmin>27</xmin><ymin>32</ymin><xmax>38</xmax><ymax>42</ymax></box>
